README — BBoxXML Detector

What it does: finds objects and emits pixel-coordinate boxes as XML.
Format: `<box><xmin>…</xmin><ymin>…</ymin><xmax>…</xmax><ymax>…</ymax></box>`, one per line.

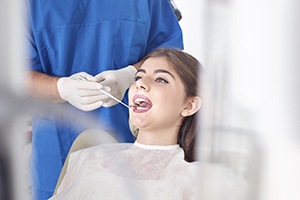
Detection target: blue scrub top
<box><xmin>26</xmin><ymin>0</ymin><xmax>183</xmax><ymax>199</ymax></box>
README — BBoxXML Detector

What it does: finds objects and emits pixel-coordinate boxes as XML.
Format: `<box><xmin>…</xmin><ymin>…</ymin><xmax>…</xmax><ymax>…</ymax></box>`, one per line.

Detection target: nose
<box><xmin>135</xmin><ymin>77</ymin><xmax>150</xmax><ymax>91</ymax></box>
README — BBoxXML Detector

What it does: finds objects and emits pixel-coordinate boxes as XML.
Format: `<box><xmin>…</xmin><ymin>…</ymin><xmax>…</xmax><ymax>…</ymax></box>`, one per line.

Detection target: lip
<box><xmin>132</xmin><ymin>94</ymin><xmax>153</xmax><ymax>113</ymax></box>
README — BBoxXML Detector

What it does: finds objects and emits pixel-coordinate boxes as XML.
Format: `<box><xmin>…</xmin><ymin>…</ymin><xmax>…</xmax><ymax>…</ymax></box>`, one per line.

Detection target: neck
<box><xmin>136</xmin><ymin>129</ymin><xmax>178</xmax><ymax>146</ymax></box>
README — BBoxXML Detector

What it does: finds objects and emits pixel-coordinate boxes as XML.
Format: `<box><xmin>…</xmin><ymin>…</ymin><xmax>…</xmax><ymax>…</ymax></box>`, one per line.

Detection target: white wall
<box><xmin>176</xmin><ymin>0</ymin><xmax>206</xmax><ymax>62</ymax></box>
<box><xmin>176</xmin><ymin>1</ymin><xmax>300</xmax><ymax>200</ymax></box>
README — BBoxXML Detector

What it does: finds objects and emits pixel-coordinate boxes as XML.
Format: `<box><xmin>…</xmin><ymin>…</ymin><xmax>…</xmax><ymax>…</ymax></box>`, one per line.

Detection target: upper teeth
<box><xmin>134</xmin><ymin>98</ymin><xmax>147</xmax><ymax>105</ymax></box>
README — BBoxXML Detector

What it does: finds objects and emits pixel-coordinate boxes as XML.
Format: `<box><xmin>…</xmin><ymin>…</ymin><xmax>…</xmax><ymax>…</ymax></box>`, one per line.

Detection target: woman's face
<box><xmin>129</xmin><ymin>57</ymin><xmax>188</xmax><ymax>134</ymax></box>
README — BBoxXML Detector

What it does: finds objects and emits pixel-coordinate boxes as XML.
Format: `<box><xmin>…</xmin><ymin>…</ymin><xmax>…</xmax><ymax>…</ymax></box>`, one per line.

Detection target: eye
<box><xmin>155</xmin><ymin>77</ymin><xmax>169</xmax><ymax>83</ymax></box>
<box><xmin>134</xmin><ymin>76</ymin><xmax>142</xmax><ymax>82</ymax></box>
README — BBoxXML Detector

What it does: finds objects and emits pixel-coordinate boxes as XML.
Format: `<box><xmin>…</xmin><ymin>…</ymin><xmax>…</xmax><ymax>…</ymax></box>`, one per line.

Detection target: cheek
<box><xmin>157</xmin><ymin>90</ymin><xmax>186</xmax><ymax>108</ymax></box>
<box><xmin>128</xmin><ymin>85</ymin><xmax>135</xmax><ymax>102</ymax></box>
<box><xmin>151</xmin><ymin>99</ymin><xmax>183</xmax><ymax>120</ymax></box>
<box><xmin>169</xmin><ymin>98</ymin><xmax>187</xmax><ymax>117</ymax></box>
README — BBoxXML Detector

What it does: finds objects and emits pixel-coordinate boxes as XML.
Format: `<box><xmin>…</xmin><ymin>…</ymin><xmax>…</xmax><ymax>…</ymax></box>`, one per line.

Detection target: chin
<box><xmin>130</xmin><ymin>118</ymin><xmax>148</xmax><ymax>130</ymax></box>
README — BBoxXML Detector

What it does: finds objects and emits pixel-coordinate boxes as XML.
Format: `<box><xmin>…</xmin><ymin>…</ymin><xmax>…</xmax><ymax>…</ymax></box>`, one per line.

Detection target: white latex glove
<box><xmin>57</xmin><ymin>72</ymin><xmax>109</xmax><ymax>111</ymax></box>
<box><xmin>94</xmin><ymin>65</ymin><xmax>137</xmax><ymax>107</ymax></box>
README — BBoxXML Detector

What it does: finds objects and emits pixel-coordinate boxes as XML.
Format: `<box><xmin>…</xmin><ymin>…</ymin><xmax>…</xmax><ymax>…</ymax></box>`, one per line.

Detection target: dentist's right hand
<box><xmin>57</xmin><ymin>72</ymin><xmax>106</xmax><ymax>111</ymax></box>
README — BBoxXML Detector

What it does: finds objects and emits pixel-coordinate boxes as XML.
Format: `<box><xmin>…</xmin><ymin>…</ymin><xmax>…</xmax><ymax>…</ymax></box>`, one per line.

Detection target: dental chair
<box><xmin>53</xmin><ymin>128</ymin><xmax>118</xmax><ymax>195</ymax></box>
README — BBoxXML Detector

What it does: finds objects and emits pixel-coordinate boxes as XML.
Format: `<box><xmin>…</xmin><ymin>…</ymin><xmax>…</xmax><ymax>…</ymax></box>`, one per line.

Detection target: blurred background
<box><xmin>1</xmin><ymin>0</ymin><xmax>300</xmax><ymax>199</ymax></box>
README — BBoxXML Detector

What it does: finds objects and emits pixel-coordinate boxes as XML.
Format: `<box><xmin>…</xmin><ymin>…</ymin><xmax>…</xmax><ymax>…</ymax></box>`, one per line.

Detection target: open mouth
<box><xmin>132</xmin><ymin>95</ymin><xmax>152</xmax><ymax>112</ymax></box>
<box><xmin>134</xmin><ymin>98</ymin><xmax>150</xmax><ymax>107</ymax></box>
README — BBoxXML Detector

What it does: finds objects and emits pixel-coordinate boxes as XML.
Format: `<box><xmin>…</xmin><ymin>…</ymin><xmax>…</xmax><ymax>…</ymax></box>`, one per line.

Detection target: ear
<box><xmin>181</xmin><ymin>96</ymin><xmax>202</xmax><ymax>117</ymax></box>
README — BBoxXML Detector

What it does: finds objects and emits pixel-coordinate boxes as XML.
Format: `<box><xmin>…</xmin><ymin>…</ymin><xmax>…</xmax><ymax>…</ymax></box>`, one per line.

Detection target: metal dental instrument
<box><xmin>78</xmin><ymin>75</ymin><xmax>131</xmax><ymax>109</ymax></box>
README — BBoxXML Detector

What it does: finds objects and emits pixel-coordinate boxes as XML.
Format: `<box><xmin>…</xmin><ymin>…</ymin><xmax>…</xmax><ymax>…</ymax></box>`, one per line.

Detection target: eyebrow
<box><xmin>136</xmin><ymin>68</ymin><xmax>175</xmax><ymax>79</ymax></box>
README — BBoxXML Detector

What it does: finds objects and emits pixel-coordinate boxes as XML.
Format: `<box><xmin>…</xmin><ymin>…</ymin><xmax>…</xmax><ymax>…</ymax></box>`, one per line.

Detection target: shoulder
<box><xmin>185</xmin><ymin>161</ymin><xmax>250</xmax><ymax>200</ymax></box>
<box><xmin>178</xmin><ymin>161</ymin><xmax>246</xmax><ymax>184</ymax></box>
<box><xmin>186</xmin><ymin>161</ymin><xmax>244</xmax><ymax>180</ymax></box>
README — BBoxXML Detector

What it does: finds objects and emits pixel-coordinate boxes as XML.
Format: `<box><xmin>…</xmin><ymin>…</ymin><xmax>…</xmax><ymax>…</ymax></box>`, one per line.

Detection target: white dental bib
<box><xmin>50</xmin><ymin>142</ymin><xmax>248</xmax><ymax>200</ymax></box>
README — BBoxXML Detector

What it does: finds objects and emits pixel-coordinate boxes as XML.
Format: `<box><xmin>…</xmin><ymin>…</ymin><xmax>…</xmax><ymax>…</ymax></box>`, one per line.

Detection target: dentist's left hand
<box><xmin>94</xmin><ymin>65</ymin><xmax>137</xmax><ymax>107</ymax></box>
<box><xmin>57</xmin><ymin>72</ymin><xmax>107</xmax><ymax>111</ymax></box>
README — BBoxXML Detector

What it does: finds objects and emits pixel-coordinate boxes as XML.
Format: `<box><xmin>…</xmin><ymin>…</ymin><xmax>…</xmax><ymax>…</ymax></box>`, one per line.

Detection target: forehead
<box><xmin>141</xmin><ymin>57</ymin><xmax>175</xmax><ymax>73</ymax></box>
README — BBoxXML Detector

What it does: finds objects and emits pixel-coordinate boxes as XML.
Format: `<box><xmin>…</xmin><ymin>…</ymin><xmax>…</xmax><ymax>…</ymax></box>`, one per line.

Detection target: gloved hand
<box><xmin>57</xmin><ymin>72</ymin><xmax>108</xmax><ymax>111</ymax></box>
<box><xmin>94</xmin><ymin>65</ymin><xmax>137</xmax><ymax>107</ymax></box>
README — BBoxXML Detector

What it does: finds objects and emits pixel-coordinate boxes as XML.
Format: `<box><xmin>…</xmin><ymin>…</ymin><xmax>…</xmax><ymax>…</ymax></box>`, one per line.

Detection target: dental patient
<box><xmin>49</xmin><ymin>48</ymin><xmax>246</xmax><ymax>200</ymax></box>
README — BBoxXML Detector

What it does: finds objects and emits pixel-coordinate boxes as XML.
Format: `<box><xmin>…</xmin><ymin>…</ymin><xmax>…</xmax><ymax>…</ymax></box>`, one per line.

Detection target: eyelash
<box><xmin>134</xmin><ymin>76</ymin><xmax>142</xmax><ymax>81</ymax></box>
<box><xmin>155</xmin><ymin>77</ymin><xmax>168</xmax><ymax>83</ymax></box>
<box><xmin>134</xmin><ymin>76</ymin><xmax>169</xmax><ymax>84</ymax></box>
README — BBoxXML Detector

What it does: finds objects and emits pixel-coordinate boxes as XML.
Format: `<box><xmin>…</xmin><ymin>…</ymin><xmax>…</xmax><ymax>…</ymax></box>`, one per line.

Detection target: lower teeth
<box><xmin>136</xmin><ymin>106</ymin><xmax>147</xmax><ymax>110</ymax></box>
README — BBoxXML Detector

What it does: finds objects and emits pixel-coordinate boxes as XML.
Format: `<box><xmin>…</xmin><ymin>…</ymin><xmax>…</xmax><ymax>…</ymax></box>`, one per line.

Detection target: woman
<box><xmin>50</xmin><ymin>48</ymin><xmax>203</xmax><ymax>199</ymax></box>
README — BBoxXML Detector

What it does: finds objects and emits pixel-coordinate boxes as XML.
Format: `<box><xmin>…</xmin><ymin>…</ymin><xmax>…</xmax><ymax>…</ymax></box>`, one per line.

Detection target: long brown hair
<box><xmin>141</xmin><ymin>48</ymin><xmax>201</xmax><ymax>162</ymax></box>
